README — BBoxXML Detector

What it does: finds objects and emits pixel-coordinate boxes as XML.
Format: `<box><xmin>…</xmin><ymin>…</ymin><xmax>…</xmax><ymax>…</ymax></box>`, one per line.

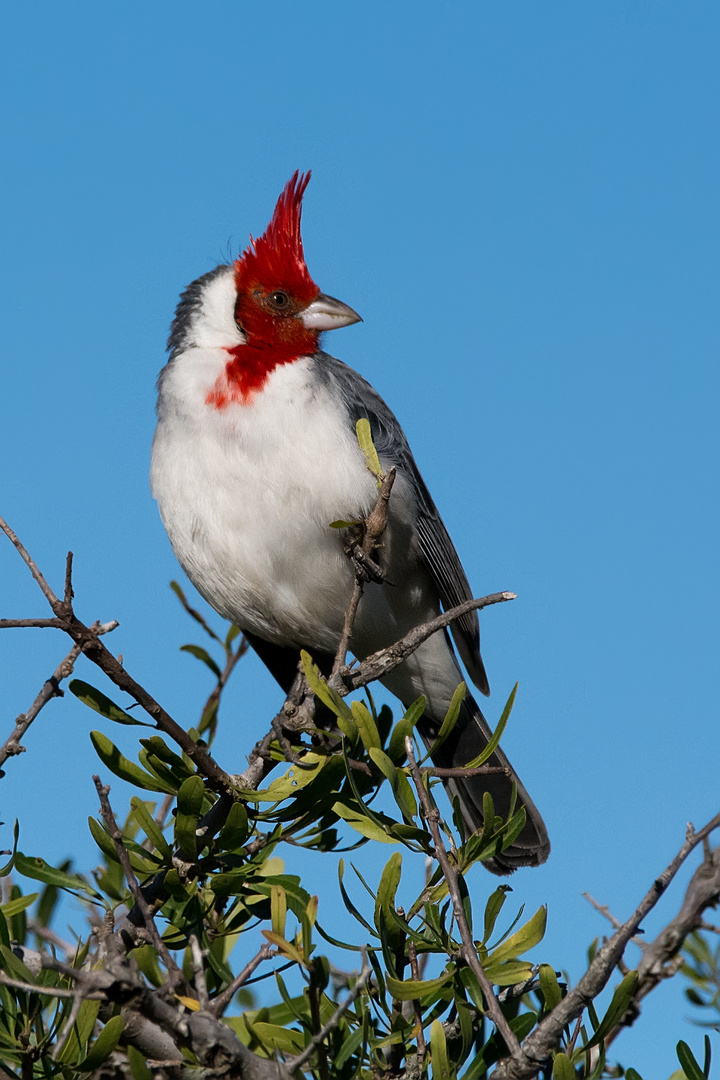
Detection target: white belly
<box><xmin>151</xmin><ymin>355</ymin><xmax>383</xmax><ymax>650</ymax></box>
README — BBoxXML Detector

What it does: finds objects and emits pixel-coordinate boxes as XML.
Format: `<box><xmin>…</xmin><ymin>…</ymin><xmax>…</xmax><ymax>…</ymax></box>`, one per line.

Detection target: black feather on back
<box><xmin>314</xmin><ymin>352</ymin><xmax>489</xmax><ymax>696</ymax></box>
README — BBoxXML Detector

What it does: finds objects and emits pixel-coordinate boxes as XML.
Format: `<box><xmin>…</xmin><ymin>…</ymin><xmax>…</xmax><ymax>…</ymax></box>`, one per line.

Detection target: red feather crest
<box><xmin>234</xmin><ymin>171</ymin><xmax>318</xmax><ymax>301</ymax></box>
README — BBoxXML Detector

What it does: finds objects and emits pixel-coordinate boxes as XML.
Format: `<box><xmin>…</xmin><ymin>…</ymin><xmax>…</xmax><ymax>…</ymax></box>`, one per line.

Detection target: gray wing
<box><xmin>316</xmin><ymin>352</ymin><xmax>489</xmax><ymax>696</ymax></box>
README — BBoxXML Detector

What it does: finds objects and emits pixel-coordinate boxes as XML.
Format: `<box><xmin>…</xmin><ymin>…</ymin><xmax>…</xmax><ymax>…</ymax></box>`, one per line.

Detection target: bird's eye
<box><xmin>267</xmin><ymin>290</ymin><xmax>290</xmax><ymax>310</ymax></box>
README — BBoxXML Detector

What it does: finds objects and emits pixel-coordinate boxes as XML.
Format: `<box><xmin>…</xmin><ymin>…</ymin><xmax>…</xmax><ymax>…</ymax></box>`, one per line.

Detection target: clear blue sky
<box><xmin>1</xmin><ymin>3</ymin><xmax>718</xmax><ymax>1074</ymax></box>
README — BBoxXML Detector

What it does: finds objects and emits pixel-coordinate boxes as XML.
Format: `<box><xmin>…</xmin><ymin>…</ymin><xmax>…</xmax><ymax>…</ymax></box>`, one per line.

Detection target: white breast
<box><xmin>151</xmin><ymin>350</ymin><xmax>382</xmax><ymax>650</ymax></box>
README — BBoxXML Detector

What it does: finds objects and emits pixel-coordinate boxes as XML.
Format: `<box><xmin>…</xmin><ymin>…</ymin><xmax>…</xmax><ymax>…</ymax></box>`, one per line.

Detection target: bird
<box><xmin>150</xmin><ymin>172</ymin><xmax>549</xmax><ymax>872</ymax></box>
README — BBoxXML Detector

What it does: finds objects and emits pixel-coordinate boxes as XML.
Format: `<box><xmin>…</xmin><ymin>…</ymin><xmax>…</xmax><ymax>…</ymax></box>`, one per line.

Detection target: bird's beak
<box><xmin>300</xmin><ymin>293</ymin><xmax>362</xmax><ymax>331</ymax></box>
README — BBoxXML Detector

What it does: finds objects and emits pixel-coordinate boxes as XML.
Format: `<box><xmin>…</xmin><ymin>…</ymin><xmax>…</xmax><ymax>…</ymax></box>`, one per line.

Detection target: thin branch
<box><xmin>0</xmin><ymin>643</ymin><xmax>81</xmax><ymax>771</ymax></box>
<box><xmin>0</xmin><ymin>971</ymin><xmax>103</xmax><ymax>1000</ymax></box>
<box><xmin>330</xmin><ymin>467</ymin><xmax>396</xmax><ymax>684</ymax></box>
<box><xmin>211</xmin><ymin>944</ymin><xmax>275</xmax><ymax>1017</ymax></box>
<box><xmin>188</xmin><ymin>934</ymin><xmax>210</xmax><ymax>1011</ymax></box>
<box><xmin>582</xmin><ymin>892</ymin><xmax>646</xmax><ymax>947</ymax></box>
<box><xmin>493</xmin><ymin>812</ymin><xmax>720</xmax><ymax>1079</ymax></box>
<box><xmin>93</xmin><ymin>776</ymin><xmax>185</xmax><ymax>989</ymax></box>
<box><xmin>344</xmin><ymin>591</ymin><xmax>516</xmax><ymax>690</ymax></box>
<box><xmin>289</xmin><ymin>950</ymin><xmax>372</xmax><ymax>1075</ymax></box>
<box><xmin>0</xmin><ymin>618</ymin><xmax>63</xmax><ymax>629</ymax></box>
<box><xmin>603</xmin><ymin>837</ymin><xmax>720</xmax><ymax>1049</ymax></box>
<box><xmin>0</xmin><ymin>513</ymin><xmax>60</xmax><ymax>608</ymax></box>
<box><xmin>405</xmin><ymin>737</ymin><xmax>522</xmax><ymax>1058</ymax></box>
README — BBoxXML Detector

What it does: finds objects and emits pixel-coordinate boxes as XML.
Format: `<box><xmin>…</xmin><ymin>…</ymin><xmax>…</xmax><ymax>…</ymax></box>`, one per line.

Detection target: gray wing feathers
<box><xmin>316</xmin><ymin>353</ymin><xmax>489</xmax><ymax>696</ymax></box>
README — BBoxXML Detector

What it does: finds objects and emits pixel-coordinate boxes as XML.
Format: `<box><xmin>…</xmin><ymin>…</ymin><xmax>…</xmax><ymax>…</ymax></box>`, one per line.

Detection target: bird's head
<box><xmin>232</xmin><ymin>171</ymin><xmax>361</xmax><ymax>357</ymax></box>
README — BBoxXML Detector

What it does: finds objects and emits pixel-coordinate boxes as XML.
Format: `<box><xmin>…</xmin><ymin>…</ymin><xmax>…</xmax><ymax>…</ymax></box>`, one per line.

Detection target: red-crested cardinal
<box><xmin>151</xmin><ymin>172</ymin><xmax>549</xmax><ymax>872</ymax></box>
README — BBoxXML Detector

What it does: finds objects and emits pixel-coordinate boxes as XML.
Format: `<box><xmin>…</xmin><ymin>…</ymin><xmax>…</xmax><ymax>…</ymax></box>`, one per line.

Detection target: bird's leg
<box><xmin>343</xmin><ymin>528</ymin><xmax>386</xmax><ymax>584</ymax></box>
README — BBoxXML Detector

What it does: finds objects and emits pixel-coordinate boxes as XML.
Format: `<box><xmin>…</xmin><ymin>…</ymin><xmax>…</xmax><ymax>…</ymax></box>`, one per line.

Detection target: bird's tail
<box><xmin>419</xmin><ymin>694</ymin><xmax>550</xmax><ymax>874</ymax></box>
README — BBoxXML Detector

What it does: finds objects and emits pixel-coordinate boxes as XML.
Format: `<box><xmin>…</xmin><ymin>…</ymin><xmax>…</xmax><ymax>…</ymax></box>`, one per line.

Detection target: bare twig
<box><xmin>405</xmin><ymin>737</ymin><xmax>522</xmax><ymax>1057</ymax></box>
<box><xmin>493</xmin><ymin>812</ymin><xmax>720</xmax><ymax>1078</ymax></box>
<box><xmin>188</xmin><ymin>934</ymin><xmax>210</xmax><ymax>1011</ymax></box>
<box><xmin>344</xmin><ymin>591</ymin><xmax>516</xmax><ymax>690</ymax></box>
<box><xmin>289</xmin><ymin>950</ymin><xmax>372</xmax><ymax>1075</ymax></box>
<box><xmin>211</xmin><ymin>944</ymin><xmax>275</xmax><ymax>1017</ymax></box>
<box><xmin>93</xmin><ymin>776</ymin><xmax>185</xmax><ymax>989</ymax></box>
<box><xmin>603</xmin><ymin>838</ymin><xmax>720</xmax><ymax>1049</ymax></box>
<box><xmin>582</xmin><ymin>892</ymin><xmax>646</xmax><ymax>947</ymax></box>
<box><xmin>331</xmin><ymin>467</ymin><xmax>396</xmax><ymax>683</ymax></box>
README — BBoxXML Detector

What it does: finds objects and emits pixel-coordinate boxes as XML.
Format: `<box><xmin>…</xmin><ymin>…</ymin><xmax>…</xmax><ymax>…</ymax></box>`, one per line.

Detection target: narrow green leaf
<box><xmin>539</xmin><ymin>963</ymin><xmax>563</xmax><ymax>1012</ymax></box>
<box><xmin>463</xmin><ymin>683</ymin><xmax>517</xmax><ymax>768</ymax></box>
<box><xmin>129</xmin><ymin>798</ymin><xmax>172</xmax><ymax>859</ymax></box>
<box><xmin>552</xmin><ymin>1052</ymin><xmax>575</xmax><ymax>1080</ymax></box>
<box><xmin>127</xmin><ymin>1044</ymin><xmax>155</xmax><ymax>1080</ymax></box>
<box><xmin>300</xmin><ymin>651</ymin><xmax>355</xmax><ymax>726</ymax></box>
<box><xmin>218</xmin><ymin>802</ymin><xmax>249</xmax><ymax>850</ymax></box>
<box><xmin>69</xmin><ymin>680</ymin><xmax>148</xmax><ymax>726</ymax></box>
<box><xmin>486</xmin><ymin>905</ymin><xmax>547</xmax><ymax>965</ymax></box>
<box><xmin>352</xmin><ymin>700</ymin><xmax>381</xmax><ymax>750</ymax></box>
<box><xmin>90</xmin><ymin>731</ymin><xmax>175</xmax><ymax>794</ymax></box>
<box><xmin>79</xmin><ymin>1015</ymin><xmax>125</xmax><ymax>1070</ymax></box>
<box><xmin>420</xmin><ymin>683</ymin><xmax>466</xmax><ymax>762</ymax></box>
<box><xmin>0</xmin><ymin>894</ymin><xmax>38</xmax><ymax>919</ymax></box>
<box><xmin>175</xmin><ymin>775</ymin><xmax>205</xmax><ymax>858</ymax></box>
<box><xmin>430</xmin><ymin>1017</ymin><xmax>450</xmax><ymax>1080</ymax></box>
<box><xmin>482</xmin><ymin>886</ymin><xmax>511</xmax><ymax>945</ymax></box>
<box><xmin>180</xmin><ymin>644</ymin><xmax>222</xmax><ymax>679</ymax></box>
<box><xmin>0</xmin><ymin>821</ymin><xmax>19</xmax><ymax>879</ymax></box>
<box><xmin>585</xmin><ymin>970</ymin><xmax>638</xmax><ymax>1049</ymax></box>
<box><xmin>14</xmin><ymin>853</ymin><xmax>95</xmax><ymax>896</ymax></box>
<box><xmin>337</xmin><ymin>860</ymin><xmax>378</xmax><ymax>936</ymax></box>
<box><xmin>271</xmin><ymin>884</ymin><xmax>287</xmax><ymax>937</ymax></box>
<box><xmin>386</xmin><ymin>966</ymin><xmax>455</xmax><ymax>1002</ymax></box>
<box><xmin>624</xmin><ymin>1070</ymin><xmax>644</xmax><ymax>1080</ymax></box>
<box><xmin>356</xmin><ymin>417</ymin><xmax>383</xmax><ymax>481</ymax></box>
<box><xmin>677</xmin><ymin>1041</ymin><xmax>706</xmax><ymax>1080</ymax></box>
<box><xmin>333</xmin><ymin>802</ymin><xmax>396</xmax><ymax>844</ymax></box>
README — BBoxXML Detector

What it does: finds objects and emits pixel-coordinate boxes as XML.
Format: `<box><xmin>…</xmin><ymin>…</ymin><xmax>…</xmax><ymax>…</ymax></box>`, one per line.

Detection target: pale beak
<box><xmin>300</xmin><ymin>293</ymin><xmax>362</xmax><ymax>331</ymax></box>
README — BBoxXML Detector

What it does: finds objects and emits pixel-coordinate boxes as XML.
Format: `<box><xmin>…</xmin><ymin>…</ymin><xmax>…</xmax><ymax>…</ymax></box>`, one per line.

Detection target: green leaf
<box><xmin>482</xmin><ymin>886</ymin><xmax>511</xmax><ymax>944</ymax></box>
<box><xmin>57</xmin><ymin>998</ymin><xmax>101</xmax><ymax>1063</ymax></box>
<box><xmin>624</xmin><ymin>1070</ymin><xmax>644</xmax><ymax>1080</ymax></box>
<box><xmin>463</xmin><ymin>683</ymin><xmax>517</xmax><ymax>768</ymax></box>
<box><xmin>486</xmin><ymin>905</ymin><xmax>547</xmax><ymax>965</ymax></box>
<box><xmin>585</xmin><ymin>970</ymin><xmax>638</xmax><ymax>1049</ymax></box>
<box><xmin>374</xmin><ymin>852</ymin><xmax>403</xmax><ymax>948</ymax></box>
<box><xmin>300</xmin><ymin>651</ymin><xmax>355</xmax><ymax>728</ymax></box>
<box><xmin>79</xmin><ymin>1015</ymin><xmax>125</xmax><ymax>1070</ymax></box>
<box><xmin>352</xmin><ymin>700</ymin><xmax>381</xmax><ymax>750</ymax></box>
<box><xmin>90</xmin><ymin>731</ymin><xmax>175</xmax><ymax>794</ymax></box>
<box><xmin>0</xmin><ymin>821</ymin><xmax>20</xmax><ymax>878</ymax></box>
<box><xmin>552</xmin><ymin>1052</ymin><xmax>575</xmax><ymax>1080</ymax></box>
<box><xmin>14</xmin><ymin>853</ymin><xmax>97</xmax><ymax>897</ymax></box>
<box><xmin>386</xmin><ymin>966</ymin><xmax>455</xmax><ymax>1003</ymax></box>
<box><xmin>218</xmin><ymin>801</ymin><xmax>249</xmax><ymax>850</ymax></box>
<box><xmin>69</xmin><ymin>680</ymin><xmax>148</xmax><ymax>726</ymax></box>
<box><xmin>180</xmin><ymin>644</ymin><xmax>222</xmax><ymax>679</ymax></box>
<box><xmin>387</xmin><ymin>699</ymin><xmax>425</xmax><ymax>762</ymax></box>
<box><xmin>677</xmin><ymin>1041</ymin><xmax>706</xmax><ymax>1080</ymax></box>
<box><xmin>356</xmin><ymin>417</ymin><xmax>383</xmax><ymax>482</ymax></box>
<box><xmin>271</xmin><ymin>884</ymin><xmax>287</xmax><ymax>937</ymax></box>
<box><xmin>420</xmin><ymin>683</ymin><xmax>466</xmax><ymax>762</ymax></box>
<box><xmin>175</xmin><ymin>775</ymin><xmax>205</xmax><ymax>858</ymax></box>
<box><xmin>127</xmin><ymin>1044</ymin><xmax>155</xmax><ymax>1080</ymax></box>
<box><xmin>129</xmin><ymin>798</ymin><xmax>172</xmax><ymax>859</ymax></box>
<box><xmin>430</xmin><ymin>1017</ymin><xmax>450</xmax><ymax>1080</ymax></box>
<box><xmin>0</xmin><ymin>893</ymin><xmax>38</xmax><ymax>919</ymax></box>
<box><xmin>333</xmin><ymin>801</ymin><xmax>397</xmax><ymax>843</ymax></box>
<box><xmin>369</xmin><ymin>748</ymin><xmax>418</xmax><ymax>821</ymax></box>
<box><xmin>539</xmin><ymin>963</ymin><xmax>563</xmax><ymax>1012</ymax></box>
